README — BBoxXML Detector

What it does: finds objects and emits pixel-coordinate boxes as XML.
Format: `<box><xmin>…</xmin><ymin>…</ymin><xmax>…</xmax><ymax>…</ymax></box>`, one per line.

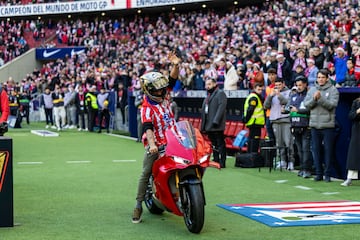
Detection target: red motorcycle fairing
<box><xmin>151</xmin><ymin>121</ymin><xmax>212</xmax><ymax>216</ymax></box>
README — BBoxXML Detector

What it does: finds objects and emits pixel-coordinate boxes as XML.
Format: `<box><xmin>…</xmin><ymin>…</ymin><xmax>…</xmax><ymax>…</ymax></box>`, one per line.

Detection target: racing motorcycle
<box><xmin>144</xmin><ymin>121</ymin><xmax>219</xmax><ymax>233</ymax></box>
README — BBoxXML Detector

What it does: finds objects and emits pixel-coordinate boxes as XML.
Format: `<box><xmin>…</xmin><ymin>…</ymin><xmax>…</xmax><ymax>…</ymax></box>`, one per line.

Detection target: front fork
<box><xmin>176</xmin><ymin>169</ymin><xmax>206</xmax><ymax>208</ymax></box>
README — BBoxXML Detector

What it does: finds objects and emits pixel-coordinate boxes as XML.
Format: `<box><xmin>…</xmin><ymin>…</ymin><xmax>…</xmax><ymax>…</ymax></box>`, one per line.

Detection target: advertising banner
<box><xmin>35</xmin><ymin>47</ymin><xmax>87</xmax><ymax>61</ymax></box>
<box><xmin>0</xmin><ymin>138</ymin><xmax>13</xmax><ymax>227</ymax></box>
<box><xmin>0</xmin><ymin>0</ymin><xmax>126</xmax><ymax>17</ymax></box>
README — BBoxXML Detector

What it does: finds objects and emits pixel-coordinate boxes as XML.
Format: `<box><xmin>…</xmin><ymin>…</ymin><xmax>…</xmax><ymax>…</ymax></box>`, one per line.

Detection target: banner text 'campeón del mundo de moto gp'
<box><xmin>0</xmin><ymin>0</ymin><xmax>211</xmax><ymax>17</ymax></box>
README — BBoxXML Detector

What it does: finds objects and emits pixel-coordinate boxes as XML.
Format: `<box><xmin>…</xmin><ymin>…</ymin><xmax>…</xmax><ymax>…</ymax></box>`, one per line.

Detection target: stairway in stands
<box><xmin>23</xmin><ymin>28</ymin><xmax>58</xmax><ymax>49</ymax></box>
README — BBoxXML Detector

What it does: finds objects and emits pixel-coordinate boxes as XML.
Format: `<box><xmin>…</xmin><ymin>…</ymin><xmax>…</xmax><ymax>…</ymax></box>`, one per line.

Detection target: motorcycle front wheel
<box><xmin>182</xmin><ymin>184</ymin><xmax>205</xmax><ymax>234</ymax></box>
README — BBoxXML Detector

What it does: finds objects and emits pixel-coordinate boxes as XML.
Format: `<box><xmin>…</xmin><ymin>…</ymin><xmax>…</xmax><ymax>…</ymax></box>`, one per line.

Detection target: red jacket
<box><xmin>0</xmin><ymin>89</ymin><xmax>9</xmax><ymax>122</ymax></box>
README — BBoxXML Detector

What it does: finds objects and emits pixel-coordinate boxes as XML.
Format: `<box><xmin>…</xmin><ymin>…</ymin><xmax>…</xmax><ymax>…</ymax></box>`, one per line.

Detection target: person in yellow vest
<box><xmin>243</xmin><ymin>83</ymin><xmax>265</xmax><ymax>153</ymax></box>
<box><xmin>85</xmin><ymin>85</ymin><xmax>98</xmax><ymax>132</ymax></box>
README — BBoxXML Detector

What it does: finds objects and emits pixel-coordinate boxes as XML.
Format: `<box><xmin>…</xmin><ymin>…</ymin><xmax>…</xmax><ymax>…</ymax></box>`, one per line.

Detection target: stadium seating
<box><xmin>178</xmin><ymin>116</ymin><xmax>266</xmax><ymax>153</ymax></box>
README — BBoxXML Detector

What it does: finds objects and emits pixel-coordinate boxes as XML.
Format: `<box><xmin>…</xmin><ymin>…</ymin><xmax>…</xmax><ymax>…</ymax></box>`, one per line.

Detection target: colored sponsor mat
<box><xmin>217</xmin><ymin>201</ymin><xmax>360</xmax><ymax>227</ymax></box>
<box><xmin>31</xmin><ymin>130</ymin><xmax>59</xmax><ymax>137</ymax></box>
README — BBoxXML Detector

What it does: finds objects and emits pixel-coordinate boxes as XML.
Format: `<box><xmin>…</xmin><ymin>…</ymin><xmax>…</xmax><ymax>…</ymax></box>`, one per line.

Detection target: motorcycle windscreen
<box><xmin>165</xmin><ymin>121</ymin><xmax>196</xmax><ymax>161</ymax></box>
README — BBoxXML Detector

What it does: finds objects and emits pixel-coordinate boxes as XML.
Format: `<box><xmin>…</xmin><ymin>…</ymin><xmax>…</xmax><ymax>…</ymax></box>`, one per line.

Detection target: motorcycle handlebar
<box><xmin>146</xmin><ymin>145</ymin><xmax>166</xmax><ymax>155</ymax></box>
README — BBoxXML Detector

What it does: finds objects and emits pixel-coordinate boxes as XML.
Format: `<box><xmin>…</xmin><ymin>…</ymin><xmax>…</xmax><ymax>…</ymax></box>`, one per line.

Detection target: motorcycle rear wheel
<box><xmin>182</xmin><ymin>184</ymin><xmax>205</xmax><ymax>233</ymax></box>
<box><xmin>144</xmin><ymin>176</ymin><xmax>164</xmax><ymax>214</ymax></box>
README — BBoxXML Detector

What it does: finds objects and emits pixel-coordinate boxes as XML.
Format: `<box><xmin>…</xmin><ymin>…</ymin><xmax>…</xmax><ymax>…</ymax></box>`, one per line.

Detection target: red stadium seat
<box><xmin>224</xmin><ymin>121</ymin><xmax>232</xmax><ymax>136</ymax></box>
<box><xmin>227</xmin><ymin>121</ymin><xmax>238</xmax><ymax>137</ymax></box>
<box><xmin>192</xmin><ymin>118</ymin><xmax>201</xmax><ymax>129</ymax></box>
<box><xmin>234</xmin><ymin>122</ymin><xmax>245</xmax><ymax>135</ymax></box>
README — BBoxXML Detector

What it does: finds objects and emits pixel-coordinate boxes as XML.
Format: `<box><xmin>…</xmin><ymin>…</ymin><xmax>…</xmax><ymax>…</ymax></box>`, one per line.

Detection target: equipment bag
<box><xmin>235</xmin><ymin>152</ymin><xmax>264</xmax><ymax>168</ymax></box>
<box><xmin>233</xmin><ymin>129</ymin><xmax>248</xmax><ymax>147</ymax></box>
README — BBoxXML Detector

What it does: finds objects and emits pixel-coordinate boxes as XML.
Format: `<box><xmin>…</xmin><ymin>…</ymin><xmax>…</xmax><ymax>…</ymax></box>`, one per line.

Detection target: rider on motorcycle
<box><xmin>132</xmin><ymin>52</ymin><xmax>181</xmax><ymax>224</ymax></box>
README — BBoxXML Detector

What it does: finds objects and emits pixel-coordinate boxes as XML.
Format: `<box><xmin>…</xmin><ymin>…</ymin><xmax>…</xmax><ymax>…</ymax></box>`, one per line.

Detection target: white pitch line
<box><xmin>107</xmin><ymin>133</ymin><xmax>137</xmax><ymax>141</ymax></box>
<box><xmin>295</xmin><ymin>185</ymin><xmax>312</xmax><ymax>190</ymax></box>
<box><xmin>66</xmin><ymin>161</ymin><xmax>92</xmax><ymax>164</ymax></box>
<box><xmin>18</xmin><ymin>162</ymin><xmax>43</xmax><ymax>165</ymax></box>
<box><xmin>112</xmin><ymin>160</ymin><xmax>136</xmax><ymax>163</ymax></box>
<box><xmin>322</xmin><ymin>192</ymin><xmax>340</xmax><ymax>195</ymax></box>
<box><xmin>275</xmin><ymin>180</ymin><xmax>288</xmax><ymax>183</ymax></box>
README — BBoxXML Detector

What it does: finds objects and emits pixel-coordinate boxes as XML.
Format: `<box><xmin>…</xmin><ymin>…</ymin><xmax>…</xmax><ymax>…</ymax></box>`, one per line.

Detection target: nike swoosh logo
<box><xmin>71</xmin><ymin>49</ymin><xmax>85</xmax><ymax>56</ymax></box>
<box><xmin>43</xmin><ymin>49</ymin><xmax>61</xmax><ymax>58</ymax></box>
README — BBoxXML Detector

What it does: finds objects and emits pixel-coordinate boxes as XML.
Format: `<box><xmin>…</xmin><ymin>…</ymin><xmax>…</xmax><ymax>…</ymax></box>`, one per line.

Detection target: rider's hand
<box><xmin>168</xmin><ymin>51</ymin><xmax>181</xmax><ymax>66</ymax></box>
<box><xmin>148</xmin><ymin>144</ymin><xmax>158</xmax><ymax>154</ymax></box>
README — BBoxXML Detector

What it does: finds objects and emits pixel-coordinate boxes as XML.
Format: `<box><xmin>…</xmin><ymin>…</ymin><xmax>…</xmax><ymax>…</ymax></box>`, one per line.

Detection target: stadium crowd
<box><xmin>2</xmin><ymin>0</ymin><xmax>360</xmax><ymax>133</ymax></box>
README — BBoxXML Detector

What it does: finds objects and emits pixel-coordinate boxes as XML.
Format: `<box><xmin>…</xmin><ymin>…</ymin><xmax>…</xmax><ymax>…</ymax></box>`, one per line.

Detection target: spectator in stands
<box><xmin>333</xmin><ymin>47</ymin><xmax>349</xmax><ymax>87</ymax></box>
<box><xmin>222</xmin><ymin>60</ymin><xmax>239</xmax><ymax>91</ymax></box>
<box><xmin>305</xmin><ymin>58</ymin><xmax>319</xmax><ymax>87</ymax></box>
<box><xmin>291</xmin><ymin>64</ymin><xmax>306</xmax><ymax>87</ymax></box>
<box><xmin>292</xmin><ymin>48</ymin><xmax>307</xmax><ymax>74</ymax></box>
<box><xmin>275</xmin><ymin>53</ymin><xmax>293</xmax><ymax>89</ymax></box>
<box><xmin>244</xmin><ymin>60</ymin><xmax>254</xmax><ymax>89</ymax></box>
<box><xmin>179</xmin><ymin>63</ymin><xmax>194</xmax><ymax>90</ymax></box>
<box><xmin>304</xmin><ymin>69</ymin><xmax>339</xmax><ymax>182</ymax></box>
<box><xmin>203</xmin><ymin>60</ymin><xmax>217</xmax><ymax>81</ymax></box>
<box><xmin>215</xmin><ymin>56</ymin><xmax>226</xmax><ymax>89</ymax></box>
<box><xmin>341</xmin><ymin>97</ymin><xmax>360</xmax><ymax>186</ymax></box>
<box><xmin>343</xmin><ymin>58</ymin><xmax>357</xmax><ymax>87</ymax></box>
<box><xmin>311</xmin><ymin>46</ymin><xmax>326</xmax><ymax>70</ymax></box>
<box><xmin>250</xmin><ymin>63</ymin><xmax>264</xmax><ymax>89</ymax></box>
<box><xmin>351</xmin><ymin>44</ymin><xmax>360</xmax><ymax>84</ymax></box>
<box><xmin>285</xmin><ymin>76</ymin><xmax>312</xmax><ymax>178</ymax></box>
<box><xmin>264</xmin><ymin>78</ymin><xmax>295</xmax><ymax>170</ymax></box>
<box><xmin>200</xmin><ymin>78</ymin><xmax>227</xmax><ymax>168</ymax></box>
<box><xmin>192</xmin><ymin>62</ymin><xmax>205</xmax><ymax>90</ymax></box>
<box><xmin>236</xmin><ymin>63</ymin><xmax>246</xmax><ymax>89</ymax></box>
<box><xmin>243</xmin><ymin>83</ymin><xmax>265</xmax><ymax>153</ymax></box>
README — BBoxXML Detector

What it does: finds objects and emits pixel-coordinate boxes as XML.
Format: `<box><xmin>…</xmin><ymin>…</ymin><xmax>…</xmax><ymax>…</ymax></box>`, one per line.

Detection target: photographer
<box><xmin>285</xmin><ymin>76</ymin><xmax>311</xmax><ymax>178</ymax></box>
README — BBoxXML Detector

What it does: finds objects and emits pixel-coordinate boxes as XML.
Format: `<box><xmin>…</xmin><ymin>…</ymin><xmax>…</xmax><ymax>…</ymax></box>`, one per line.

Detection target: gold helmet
<box><xmin>140</xmin><ymin>72</ymin><xmax>169</xmax><ymax>103</ymax></box>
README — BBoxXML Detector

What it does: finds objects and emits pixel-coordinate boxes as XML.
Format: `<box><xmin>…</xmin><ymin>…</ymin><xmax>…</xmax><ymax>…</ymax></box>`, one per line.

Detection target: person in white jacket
<box><xmin>224</xmin><ymin>61</ymin><xmax>239</xmax><ymax>90</ymax></box>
